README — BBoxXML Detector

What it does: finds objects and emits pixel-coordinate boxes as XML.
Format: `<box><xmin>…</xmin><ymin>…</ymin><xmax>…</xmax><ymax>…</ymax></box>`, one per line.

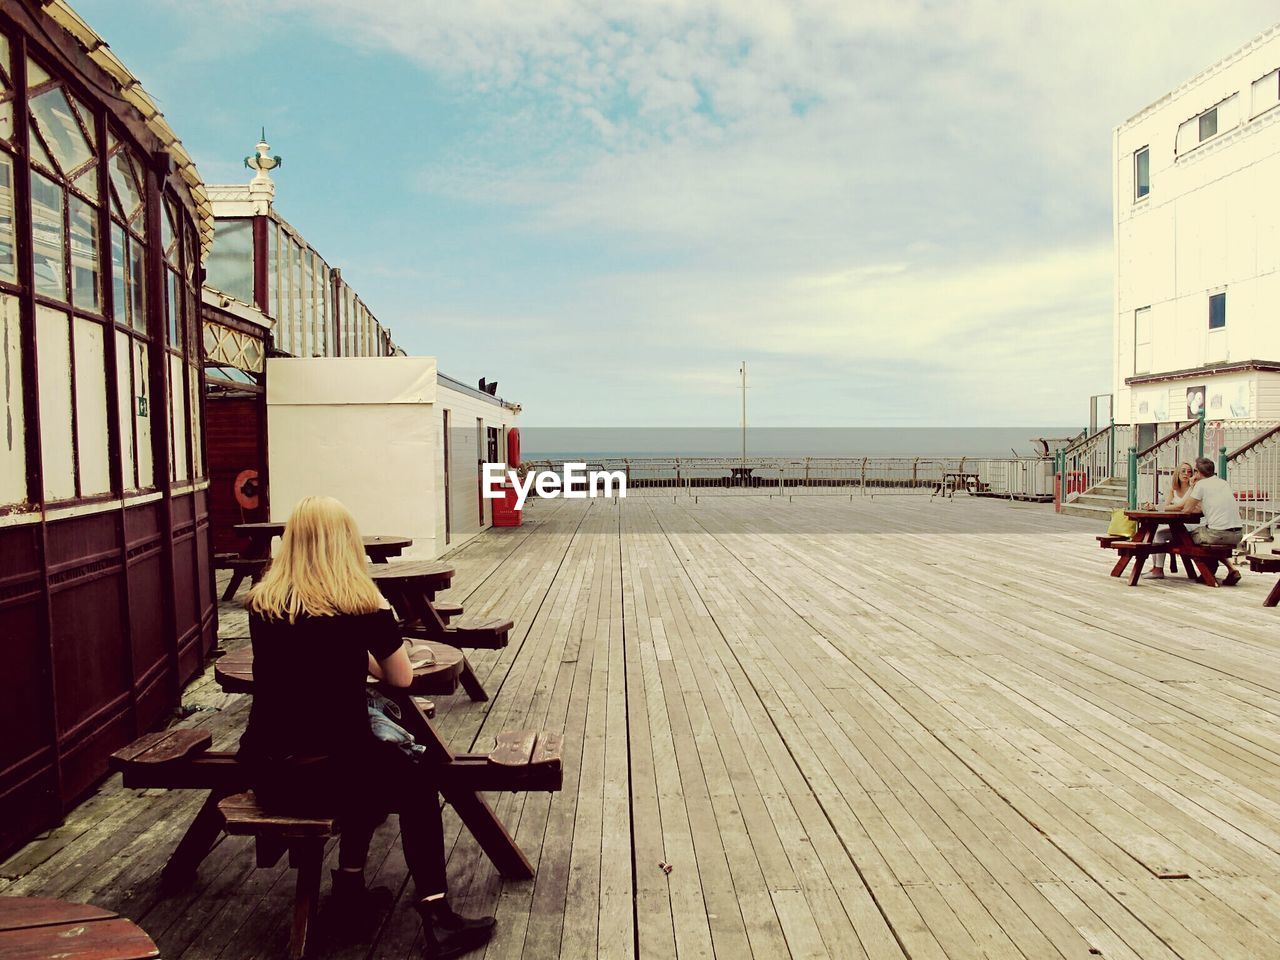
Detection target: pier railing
<box><xmin>1225</xmin><ymin>423</ymin><xmax>1280</xmax><ymax>542</ymax></box>
<box><xmin>1131</xmin><ymin>419</ymin><xmax>1277</xmax><ymax>508</ymax></box>
<box><xmin>520</xmin><ymin>456</ymin><xmax>1057</xmax><ymax>500</ymax></box>
<box><xmin>1060</xmin><ymin>424</ymin><xmax>1132</xmax><ymax>499</ymax></box>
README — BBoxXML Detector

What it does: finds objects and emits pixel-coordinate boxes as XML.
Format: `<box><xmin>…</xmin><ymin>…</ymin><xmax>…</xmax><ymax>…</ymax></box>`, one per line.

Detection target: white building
<box><xmin>1113</xmin><ymin>23</ymin><xmax>1280</xmax><ymax>449</ymax></box>
<box><xmin>266</xmin><ymin>357</ymin><xmax>521</xmax><ymax>559</ymax></box>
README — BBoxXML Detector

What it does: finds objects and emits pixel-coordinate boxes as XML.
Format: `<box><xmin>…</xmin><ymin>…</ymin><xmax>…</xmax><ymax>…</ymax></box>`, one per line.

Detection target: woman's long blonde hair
<box><xmin>246</xmin><ymin>496</ymin><xmax>385</xmax><ymax>621</ymax></box>
<box><xmin>1172</xmin><ymin>461</ymin><xmax>1194</xmax><ymax>496</ymax></box>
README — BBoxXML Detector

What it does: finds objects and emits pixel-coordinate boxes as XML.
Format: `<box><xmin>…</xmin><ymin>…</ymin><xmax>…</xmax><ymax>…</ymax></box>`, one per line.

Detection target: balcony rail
<box><xmin>520</xmin><ymin>456</ymin><xmax>1057</xmax><ymax>500</ymax></box>
<box><xmin>1225</xmin><ymin>423</ymin><xmax>1280</xmax><ymax>542</ymax></box>
<box><xmin>1060</xmin><ymin>424</ymin><xmax>1132</xmax><ymax>500</ymax></box>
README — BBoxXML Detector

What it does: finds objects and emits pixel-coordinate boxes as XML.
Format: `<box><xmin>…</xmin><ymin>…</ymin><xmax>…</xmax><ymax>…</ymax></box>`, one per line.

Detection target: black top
<box><xmin>237</xmin><ymin>607</ymin><xmax>403</xmax><ymax>765</ymax></box>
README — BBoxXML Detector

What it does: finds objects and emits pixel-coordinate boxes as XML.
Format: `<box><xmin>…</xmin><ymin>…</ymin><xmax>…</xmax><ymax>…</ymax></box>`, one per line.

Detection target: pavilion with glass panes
<box><xmin>200</xmin><ymin>150</ymin><xmax>404</xmax><ymax>553</ymax></box>
<box><xmin>0</xmin><ymin>0</ymin><xmax>216</xmax><ymax>860</ymax></box>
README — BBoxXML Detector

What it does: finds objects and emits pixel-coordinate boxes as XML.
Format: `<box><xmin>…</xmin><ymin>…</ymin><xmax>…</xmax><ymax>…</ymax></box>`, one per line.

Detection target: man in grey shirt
<box><xmin>1181</xmin><ymin>457</ymin><xmax>1243</xmax><ymax>585</ymax></box>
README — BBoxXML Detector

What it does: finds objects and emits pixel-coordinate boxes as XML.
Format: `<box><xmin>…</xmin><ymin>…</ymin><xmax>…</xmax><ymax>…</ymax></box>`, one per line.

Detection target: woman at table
<box><xmin>1145</xmin><ymin>462</ymin><xmax>1196</xmax><ymax>579</ymax></box>
<box><xmin>237</xmin><ymin>495</ymin><xmax>494</xmax><ymax>959</ymax></box>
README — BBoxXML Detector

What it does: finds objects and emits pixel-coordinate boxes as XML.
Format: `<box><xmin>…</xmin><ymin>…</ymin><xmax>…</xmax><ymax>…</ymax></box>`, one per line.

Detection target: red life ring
<box><xmin>507</xmin><ymin>427</ymin><xmax>521</xmax><ymax>468</ymax></box>
<box><xmin>234</xmin><ymin>469</ymin><xmax>260</xmax><ymax>510</ymax></box>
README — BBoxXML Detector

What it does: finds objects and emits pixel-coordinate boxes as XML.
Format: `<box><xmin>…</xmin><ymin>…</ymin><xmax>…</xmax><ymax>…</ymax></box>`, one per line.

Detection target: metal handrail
<box><xmin>1135</xmin><ymin>420</ymin><xmax>1196</xmax><ymax>460</ymax></box>
<box><xmin>1228</xmin><ymin>422</ymin><xmax>1280</xmax><ymax>461</ymax></box>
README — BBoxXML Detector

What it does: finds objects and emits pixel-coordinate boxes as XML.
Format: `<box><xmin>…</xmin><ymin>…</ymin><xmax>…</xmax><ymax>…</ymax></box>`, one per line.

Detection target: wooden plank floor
<box><xmin>5</xmin><ymin>492</ymin><xmax>1280</xmax><ymax>959</ymax></box>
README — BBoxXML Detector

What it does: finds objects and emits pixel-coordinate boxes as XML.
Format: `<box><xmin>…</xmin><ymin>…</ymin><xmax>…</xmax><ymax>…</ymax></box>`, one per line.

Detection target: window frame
<box><xmin>1133</xmin><ymin>146</ymin><xmax>1150</xmax><ymax>202</ymax></box>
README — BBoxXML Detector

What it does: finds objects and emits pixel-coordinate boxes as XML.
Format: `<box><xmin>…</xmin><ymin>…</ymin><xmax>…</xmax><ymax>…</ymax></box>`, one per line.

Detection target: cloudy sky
<box><xmin>77</xmin><ymin>1</ymin><xmax>1279</xmax><ymax>427</ymax></box>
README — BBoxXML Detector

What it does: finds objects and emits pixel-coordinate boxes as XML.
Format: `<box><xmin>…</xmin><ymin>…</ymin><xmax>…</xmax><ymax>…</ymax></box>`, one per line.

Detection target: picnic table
<box><xmin>0</xmin><ymin>897</ymin><xmax>158</xmax><ymax>959</ymax></box>
<box><xmin>369</xmin><ymin>561</ymin><xmax>511</xmax><ymax>658</ymax></box>
<box><xmin>933</xmin><ymin>471</ymin><xmax>981</xmax><ymax>499</ymax></box>
<box><xmin>214</xmin><ymin>638</ymin><xmax>474</xmax><ymax>699</ymax></box>
<box><xmin>233</xmin><ymin>522</ymin><xmax>412</xmax><ymax>563</ymax></box>
<box><xmin>1108</xmin><ymin>509</ymin><xmax>1229</xmax><ymax>586</ymax></box>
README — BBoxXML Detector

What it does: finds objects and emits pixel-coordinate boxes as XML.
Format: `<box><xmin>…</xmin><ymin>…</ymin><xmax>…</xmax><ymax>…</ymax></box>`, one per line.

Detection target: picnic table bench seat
<box><xmin>110</xmin><ymin>713</ymin><xmax>562</xmax><ymax>893</ymax></box>
<box><xmin>218</xmin><ymin>793</ymin><xmax>336</xmax><ymax>960</ymax></box>
<box><xmin>1247</xmin><ymin>554</ymin><xmax>1280</xmax><ymax>606</ymax></box>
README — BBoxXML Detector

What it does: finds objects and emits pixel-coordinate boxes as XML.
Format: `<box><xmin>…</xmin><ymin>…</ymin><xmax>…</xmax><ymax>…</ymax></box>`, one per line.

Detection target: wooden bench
<box><xmin>218</xmin><ymin>792</ymin><xmax>336</xmax><ymax>960</ymax></box>
<box><xmin>1247</xmin><ymin>554</ymin><xmax>1280</xmax><ymax>606</ymax></box>
<box><xmin>215</xmin><ymin>554</ymin><xmax>270</xmax><ymax>601</ymax></box>
<box><xmin>111</xmin><ymin>709</ymin><xmax>562</xmax><ymax>890</ymax></box>
<box><xmin>110</xmin><ymin>728</ymin><xmax>246</xmax><ymax>882</ymax></box>
<box><xmin>1108</xmin><ymin>540</ymin><xmax>1231</xmax><ymax>585</ymax></box>
<box><xmin>432</xmin><ymin>600</ymin><xmax>464</xmax><ymax>624</ymax></box>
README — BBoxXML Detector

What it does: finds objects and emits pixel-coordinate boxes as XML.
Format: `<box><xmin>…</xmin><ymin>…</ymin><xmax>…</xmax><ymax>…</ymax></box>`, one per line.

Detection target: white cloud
<box><xmin>185</xmin><ymin>0</ymin><xmax>1277</xmax><ymax>424</ymax></box>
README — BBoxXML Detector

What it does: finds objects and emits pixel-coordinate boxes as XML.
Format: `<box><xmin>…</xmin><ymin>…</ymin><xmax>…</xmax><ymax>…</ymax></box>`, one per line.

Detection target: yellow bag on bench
<box><xmin>1107</xmin><ymin>509</ymin><xmax>1136</xmax><ymax>538</ymax></box>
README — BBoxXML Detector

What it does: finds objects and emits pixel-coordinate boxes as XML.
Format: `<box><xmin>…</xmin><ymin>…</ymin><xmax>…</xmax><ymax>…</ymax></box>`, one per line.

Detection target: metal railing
<box><xmin>519</xmin><ymin>456</ymin><xmax>1057</xmax><ymax>500</ymax></box>
<box><xmin>1059</xmin><ymin>423</ymin><xmax>1132</xmax><ymax>500</ymax></box>
<box><xmin>1225</xmin><ymin>423</ymin><xmax>1280</xmax><ymax>542</ymax></box>
<box><xmin>1129</xmin><ymin>418</ymin><xmax>1278</xmax><ymax>509</ymax></box>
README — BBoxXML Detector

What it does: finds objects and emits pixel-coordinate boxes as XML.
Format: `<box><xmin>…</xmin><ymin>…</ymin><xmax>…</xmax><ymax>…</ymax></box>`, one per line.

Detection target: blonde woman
<box><xmin>1146</xmin><ymin>462</ymin><xmax>1196</xmax><ymax>579</ymax></box>
<box><xmin>238</xmin><ymin>496</ymin><xmax>494</xmax><ymax>959</ymax></box>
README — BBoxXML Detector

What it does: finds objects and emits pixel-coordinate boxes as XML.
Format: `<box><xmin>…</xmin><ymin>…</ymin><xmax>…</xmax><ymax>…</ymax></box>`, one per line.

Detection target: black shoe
<box><xmin>416</xmin><ymin>898</ymin><xmax>496</xmax><ymax>959</ymax></box>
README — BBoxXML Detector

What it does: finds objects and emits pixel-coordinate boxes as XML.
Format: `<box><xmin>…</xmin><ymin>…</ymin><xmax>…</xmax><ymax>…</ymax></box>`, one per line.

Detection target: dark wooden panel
<box><xmin>0</xmin><ymin>764</ymin><xmax>58</xmax><ymax>861</ymax></box>
<box><xmin>56</xmin><ymin>699</ymin><xmax>133</xmax><ymax>806</ymax></box>
<box><xmin>206</xmin><ymin>396</ymin><xmax>266</xmax><ymax>554</ymax></box>
<box><xmin>123</xmin><ymin>501</ymin><xmax>160</xmax><ymax>545</ymax></box>
<box><xmin>172</xmin><ymin>528</ymin><xmax>198</xmax><ymax>642</ymax></box>
<box><xmin>50</xmin><ymin>571</ymin><xmax>129</xmax><ymax>735</ymax></box>
<box><xmin>46</xmin><ymin>511</ymin><xmax>117</xmax><ymax>569</ymax></box>
<box><xmin>0</xmin><ymin>525</ymin><xmax>39</xmax><ymax>579</ymax></box>
<box><xmin>127</xmin><ymin>551</ymin><xmax>167</xmax><ymax>687</ymax></box>
<box><xmin>0</xmin><ymin>600</ymin><xmax>52</xmax><ymax>783</ymax></box>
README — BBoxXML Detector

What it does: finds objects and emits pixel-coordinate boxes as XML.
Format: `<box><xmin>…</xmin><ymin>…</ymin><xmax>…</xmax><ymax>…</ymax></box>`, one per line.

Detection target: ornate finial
<box><xmin>245</xmin><ymin>131</ymin><xmax>282</xmax><ymax>212</ymax></box>
<box><xmin>244</xmin><ymin>131</ymin><xmax>282</xmax><ymax>176</ymax></box>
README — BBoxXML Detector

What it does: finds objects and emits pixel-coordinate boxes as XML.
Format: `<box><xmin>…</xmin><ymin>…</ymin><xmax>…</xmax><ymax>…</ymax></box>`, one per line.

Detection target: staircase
<box><xmin>1059</xmin><ymin>477</ymin><xmax>1127</xmax><ymax>522</ymax></box>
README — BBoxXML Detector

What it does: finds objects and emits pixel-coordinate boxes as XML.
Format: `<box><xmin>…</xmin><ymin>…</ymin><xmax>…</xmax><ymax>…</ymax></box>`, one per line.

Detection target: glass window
<box><xmin>133</xmin><ymin>339</ymin><xmax>153</xmax><ymax>487</ymax></box>
<box><xmin>1134</xmin><ymin>147</ymin><xmax>1149</xmax><ymax>201</ymax></box>
<box><xmin>1134</xmin><ymin>307</ymin><xmax>1152</xmax><ymax>374</ymax></box>
<box><xmin>109</xmin><ymin>145</ymin><xmax>145</xmax><ymax>233</ymax></box>
<box><xmin>69</xmin><ymin>194</ymin><xmax>100</xmax><ymax>312</ymax></box>
<box><xmin>0</xmin><ymin>293</ymin><xmax>24</xmax><ymax>506</ymax></box>
<box><xmin>207</xmin><ymin>218</ymin><xmax>254</xmax><ymax>303</ymax></box>
<box><xmin>31</xmin><ymin>171</ymin><xmax>65</xmax><ymax>300</ymax></box>
<box><xmin>111</xmin><ymin>222</ymin><xmax>127</xmax><ymax>323</ymax></box>
<box><xmin>302</xmin><ymin>249</ymin><xmax>313</xmax><ymax>356</ymax></box>
<box><xmin>0</xmin><ymin>154</ymin><xmax>15</xmax><ymax>282</ymax></box>
<box><xmin>129</xmin><ymin>237</ymin><xmax>146</xmax><ymax>332</ymax></box>
<box><xmin>115</xmin><ymin>329</ymin><xmax>135</xmax><ymax>490</ymax></box>
<box><xmin>1209</xmin><ymin>292</ymin><xmax>1226</xmax><ymax>329</ymax></box>
<box><xmin>73</xmin><ymin>316</ymin><xmax>110</xmax><ymax>496</ymax></box>
<box><xmin>169</xmin><ymin>353</ymin><xmax>188</xmax><ymax>482</ymax></box>
<box><xmin>36</xmin><ymin>306</ymin><xmax>74</xmax><ymax>500</ymax></box>
<box><xmin>167</xmin><ymin>268</ymin><xmax>180</xmax><ymax>347</ymax></box>
<box><xmin>30</xmin><ymin>86</ymin><xmax>93</xmax><ymax>176</ymax></box>
<box><xmin>268</xmin><ymin>222</ymin><xmax>279</xmax><ymax>320</ymax></box>
<box><xmin>188</xmin><ymin>362</ymin><xmax>202</xmax><ymax>479</ymax></box>
<box><xmin>1199</xmin><ymin>108</ymin><xmax>1218</xmax><ymax>142</ymax></box>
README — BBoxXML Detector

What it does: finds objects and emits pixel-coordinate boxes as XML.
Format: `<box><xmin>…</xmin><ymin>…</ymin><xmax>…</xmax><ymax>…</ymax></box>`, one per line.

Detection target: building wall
<box><xmin>0</xmin><ymin>1</ymin><xmax>216</xmax><ymax>859</ymax></box>
<box><xmin>1113</xmin><ymin>27</ymin><xmax>1280</xmax><ymax>421</ymax></box>
<box><xmin>436</xmin><ymin>382</ymin><xmax>516</xmax><ymax>553</ymax></box>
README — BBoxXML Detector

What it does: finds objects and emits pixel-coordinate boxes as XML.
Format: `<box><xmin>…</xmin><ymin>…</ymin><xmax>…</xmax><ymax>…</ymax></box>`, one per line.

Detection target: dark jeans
<box><xmin>250</xmin><ymin>740</ymin><xmax>447</xmax><ymax>897</ymax></box>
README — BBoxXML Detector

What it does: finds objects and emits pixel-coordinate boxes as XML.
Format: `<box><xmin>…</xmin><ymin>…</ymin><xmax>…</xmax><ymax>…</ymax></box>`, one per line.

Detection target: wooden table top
<box><xmin>1124</xmin><ymin>509</ymin><xmax>1203</xmax><ymax>522</ymax></box>
<box><xmin>366</xmin><ymin>560</ymin><xmax>455</xmax><ymax>584</ymax></box>
<box><xmin>214</xmin><ymin>639</ymin><xmax>465</xmax><ymax>697</ymax></box>
<box><xmin>0</xmin><ymin>896</ymin><xmax>159</xmax><ymax>959</ymax></box>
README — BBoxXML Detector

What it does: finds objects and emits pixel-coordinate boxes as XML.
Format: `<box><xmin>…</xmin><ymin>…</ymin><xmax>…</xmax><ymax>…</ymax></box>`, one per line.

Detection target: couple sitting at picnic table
<box><xmin>1144</xmin><ymin>457</ymin><xmax>1243</xmax><ymax>584</ymax></box>
<box><xmin>235</xmin><ymin>495</ymin><xmax>494</xmax><ymax>960</ymax></box>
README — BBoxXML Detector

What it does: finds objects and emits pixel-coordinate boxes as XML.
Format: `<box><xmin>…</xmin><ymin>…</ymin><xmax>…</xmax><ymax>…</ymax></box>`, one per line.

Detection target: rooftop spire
<box><xmin>244</xmin><ymin>131</ymin><xmax>282</xmax><ymax>212</ymax></box>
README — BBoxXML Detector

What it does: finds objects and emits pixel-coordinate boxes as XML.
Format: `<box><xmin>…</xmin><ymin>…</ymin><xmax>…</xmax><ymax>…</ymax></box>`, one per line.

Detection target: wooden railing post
<box><xmin>1218</xmin><ymin>445</ymin><xmax>1228</xmax><ymax>480</ymax></box>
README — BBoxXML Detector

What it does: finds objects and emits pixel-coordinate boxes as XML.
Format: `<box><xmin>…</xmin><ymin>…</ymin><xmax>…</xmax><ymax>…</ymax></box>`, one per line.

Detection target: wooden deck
<box><xmin>5</xmin><ymin>492</ymin><xmax>1280</xmax><ymax>959</ymax></box>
